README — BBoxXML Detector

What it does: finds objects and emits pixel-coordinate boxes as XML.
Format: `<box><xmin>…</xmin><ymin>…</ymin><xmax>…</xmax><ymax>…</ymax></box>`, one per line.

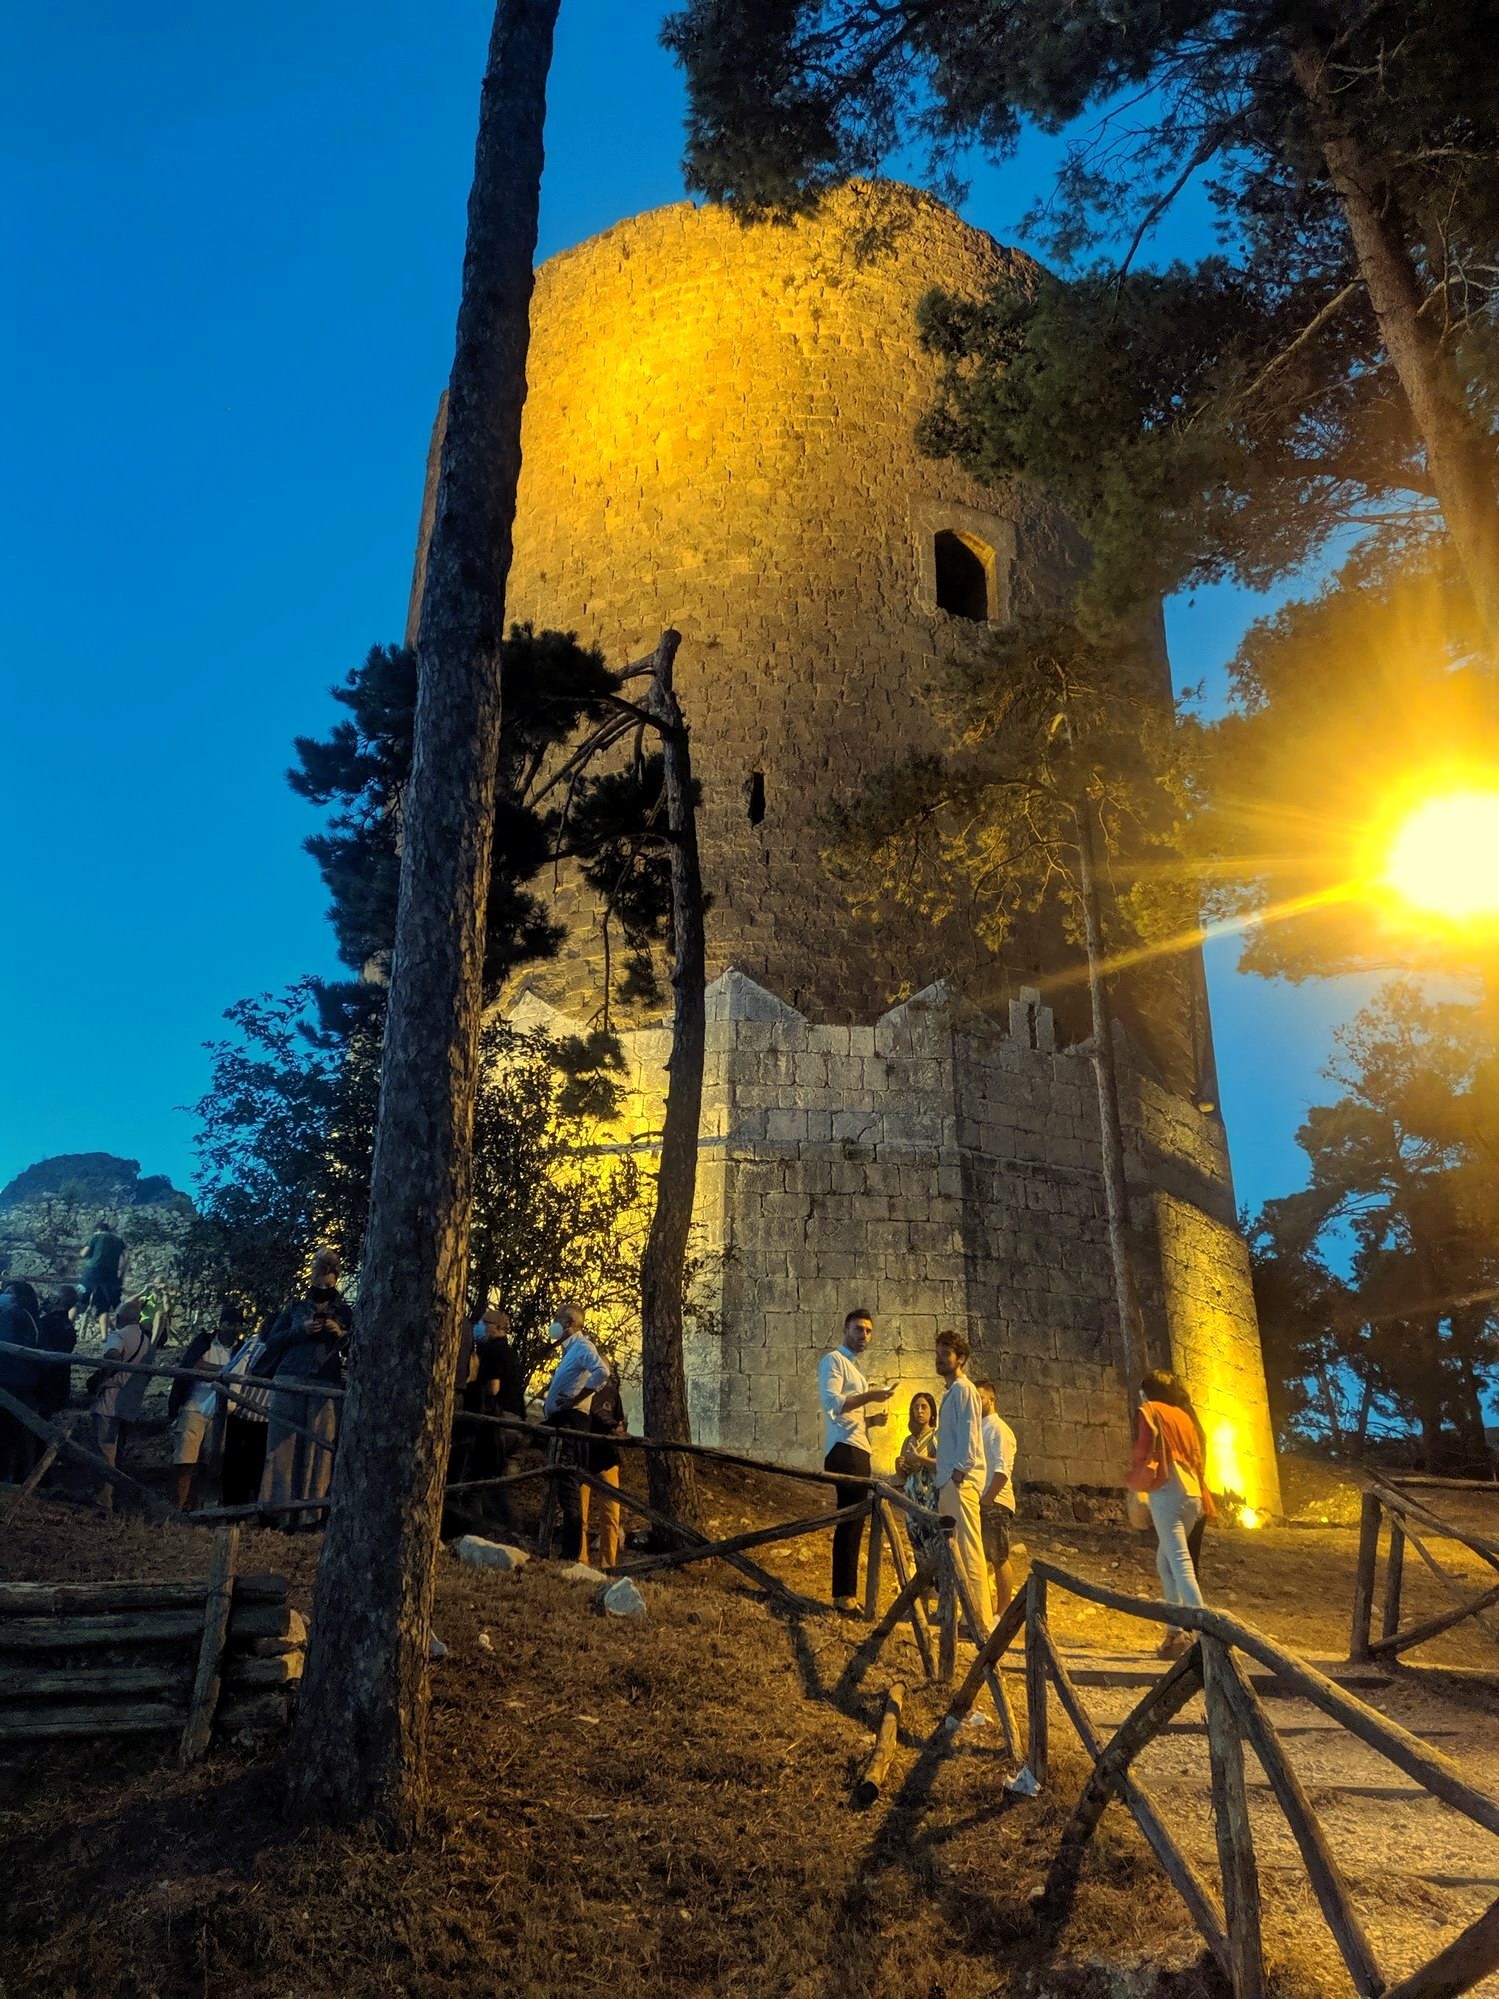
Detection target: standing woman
<box><xmin>1126</xmin><ymin>1369</ymin><xmax>1215</xmax><ymax>1659</ymax></box>
<box><xmin>896</xmin><ymin>1389</ymin><xmax>943</xmax><ymax>1610</ymax></box>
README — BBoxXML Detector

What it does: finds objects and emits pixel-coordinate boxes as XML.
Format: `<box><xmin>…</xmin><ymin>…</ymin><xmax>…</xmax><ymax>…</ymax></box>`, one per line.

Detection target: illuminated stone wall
<box><xmin>415</xmin><ymin>183</ymin><xmax>1280</xmax><ymax>1512</ymax></box>
<box><xmin>509</xmin><ymin>974</ymin><xmax>1282</xmax><ymax>1513</ymax></box>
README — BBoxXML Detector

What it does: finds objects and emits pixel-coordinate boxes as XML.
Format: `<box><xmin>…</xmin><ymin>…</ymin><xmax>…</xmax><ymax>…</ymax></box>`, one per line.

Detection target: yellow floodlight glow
<box><xmin>1210</xmin><ymin>1419</ymin><xmax>1265</xmax><ymax>1527</ymax></box>
<box><xmin>1383</xmin><ymin>788</ymin><xmax>1499</xmax><ymax>924</ymax></box>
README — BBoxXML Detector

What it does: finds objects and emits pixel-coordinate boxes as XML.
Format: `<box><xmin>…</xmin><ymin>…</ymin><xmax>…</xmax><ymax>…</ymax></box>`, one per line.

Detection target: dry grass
<box><xmin>6</xmin><ymin>1458</ymin><xmax>1480</xmax><ymax>1999</ymax></box>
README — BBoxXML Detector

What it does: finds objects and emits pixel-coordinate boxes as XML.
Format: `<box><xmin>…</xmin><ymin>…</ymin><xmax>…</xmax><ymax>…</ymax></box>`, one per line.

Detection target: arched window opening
<box><xmin>933</xmin><ymin>529</ymin><xmax>991</xmax><ymax>622</ymax></box>
<box><xmin>747</xmin><ymin>770</ymin><xmax>766</xmax><ymax>826</ymax></box>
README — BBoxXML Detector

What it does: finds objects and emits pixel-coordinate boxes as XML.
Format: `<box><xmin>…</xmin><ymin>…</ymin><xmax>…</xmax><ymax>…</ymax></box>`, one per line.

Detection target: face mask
<box><xmin>549</xmin><ymin>1319</ymin><xmax>566</xmax><ymax>1344</ymax></box>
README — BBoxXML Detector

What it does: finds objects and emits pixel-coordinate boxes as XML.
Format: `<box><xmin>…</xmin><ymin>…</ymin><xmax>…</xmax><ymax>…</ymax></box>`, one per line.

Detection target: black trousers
<box><xmin>825</xmin><ymin>1442</ymin><xmax>872</xmax><ymax>1600</ymax></box>
<box><xmin>551</xmin><ymin>1408</ymin><xmax>592</xmax><ymax>1560</ymax></box>
<box><xmin>221</xmin><ymin>1415</ymin><xmax>268</xmax><ymax>1509</ymax></box>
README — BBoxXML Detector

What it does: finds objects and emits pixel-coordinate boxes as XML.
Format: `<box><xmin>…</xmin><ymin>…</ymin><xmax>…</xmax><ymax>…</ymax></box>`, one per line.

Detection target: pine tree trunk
<box><xmin>286</xmin><ymin>0</ymin><xmax>561</xmax><ymax>1837</ymax></box>
<box><xmin>1351</xmin><ymin>1367</ymin><xmax>1375</xmax><ymax>1457</ymax></box>
<box><xmin>1291</xmin><ymin>42</ymin><xmax>1499</xmax><ymax>640</ymax></box>
<box><xmin>638</xmin><ymin>632</ymin><xmax>704</xmax><ymax>1530</ymax></box>
<box><xmin>1315</xmin><ymin>1362</ymin><xmax>1345</xmax><ymax>1455</ymax></box>
<box><xmin>1413</xmin><ymin>1316</ymin><xmax>1450</xmax><ymax>1473</ymax></box>
<box><xmin>1074</xmin><ymin>799</ymin><xmax>1150</xmax><ymax>1422</ymax></box>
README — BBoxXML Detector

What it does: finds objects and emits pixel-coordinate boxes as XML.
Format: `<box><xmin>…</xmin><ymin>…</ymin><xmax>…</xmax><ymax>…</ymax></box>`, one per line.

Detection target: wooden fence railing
<box><xmin>0</xmin><ymin>1529</ymin><xmax>304</xmax><ymax>1757</ymax></box>
<box><xmin>1351</xmin><ymin>1474</ymin><xmax>1499</xmax><ymax>1663</ymax></box>
<box><xmin>928</xmin><ymin>1561</ymin><xmax>1499</xmax><ymax>1999</ymax></box>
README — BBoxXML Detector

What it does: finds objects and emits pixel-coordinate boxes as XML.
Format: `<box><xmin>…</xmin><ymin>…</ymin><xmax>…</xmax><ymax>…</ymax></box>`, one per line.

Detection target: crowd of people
<box><xmin>1</xmin><ymin>1223</ymin><xmax>1224</xmax><ymax>1643</ymax></box>
<box><xmin>819</xmin><ymin>1307</ymin><xmax>1217</xmax><ymax>1649</ymax></box>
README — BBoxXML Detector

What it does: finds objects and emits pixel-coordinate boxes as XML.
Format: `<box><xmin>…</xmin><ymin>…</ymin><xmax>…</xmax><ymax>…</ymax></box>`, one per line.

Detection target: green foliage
<box><xmin>184</xmin><ymin>980</ymin><xmax>370</xmax><ymax>1319</ymax></box>
<box><xmin>822</xmin><ymin>611</ymin><xmax>1185</xmax><ymax>955</ymax></box>
<box><xmin>289</xmin><ymin>626</ymin><xmax>620</xmax><ymax>994</ymax></box>
<box><xmin>1251</xmin><ymin>981</ymin><xmax>1499</xmax><ymax>1468</ymax></box>
<box><xmin>190</xmin><ymin>626</ymin><xmax>700</xmax><ymax>1316</ymax></box>
<box><xmin>916</xmin><ymin>265</ymin><xmax>1411</xmax><ymax>628</ymax></box>
<box><xmin>468</xmin><ymin>1019</ymin><xmax>650</xmax><ymax>1388</ymax></box>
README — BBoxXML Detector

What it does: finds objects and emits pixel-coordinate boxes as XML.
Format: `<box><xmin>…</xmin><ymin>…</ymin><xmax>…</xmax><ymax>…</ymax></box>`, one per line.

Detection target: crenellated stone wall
<box><xmin>508</xmin><ymin>971</ymin><xmax>1281</xmax><ymax>1512</ymax></box>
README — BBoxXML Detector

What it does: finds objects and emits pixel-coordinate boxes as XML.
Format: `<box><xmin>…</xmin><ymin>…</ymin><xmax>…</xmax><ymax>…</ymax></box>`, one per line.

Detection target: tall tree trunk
<box><xmin>1291</xmin><ymin>42</ymin><xmax>1499</xmax><ymax>640</ymax></box>
<box><xmin>1315</xmin><ymin>1361</ymin><xmax>1345</xmax><ymax>1455</ymax></box>
<box><xmin>1412</xmin><ymin>1316</ymin><xmax>1449</xmax><ymax>1473</ymax></box>
<box><xmin>1074</xmin><ymin>798</ymin><xmax>1150</xmax><ymax>1422</ymax></box>
<box><xmin>638</xmin><ymin>631</ymin><xmax>704</xmax><ymax>1529</ymax></box>
<box><xmin>1351</xmin><ymin>1364</ymin><xmax>1375</xmax><ymax>1458</ymax></box>
<box><xmin>287</xmin><ymin>0</ymin><xmax>561</xmax><ymax>1837</ymax></box>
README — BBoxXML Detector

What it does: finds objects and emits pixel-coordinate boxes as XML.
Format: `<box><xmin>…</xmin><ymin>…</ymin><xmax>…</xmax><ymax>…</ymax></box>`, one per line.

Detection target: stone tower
<box><xmin>411</xmin><ymin>184</ymin><xmax>1281</xmax><ymax>1511</ymax></box>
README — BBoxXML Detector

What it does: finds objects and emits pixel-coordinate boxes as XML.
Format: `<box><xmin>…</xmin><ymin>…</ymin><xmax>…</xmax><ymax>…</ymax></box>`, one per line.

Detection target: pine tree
<box><xmin>1256</xmin><ymin>981</ymin><xmax>1499</xmax><ymax>1471</ymax></box>
<box><xmin>287</xmin><ymin>0</ymin><xmax>563</xmax><ymax>1836</ymax></box>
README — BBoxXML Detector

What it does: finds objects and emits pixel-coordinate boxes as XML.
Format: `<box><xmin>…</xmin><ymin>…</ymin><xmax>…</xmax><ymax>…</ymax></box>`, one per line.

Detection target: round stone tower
<box><xmin>414</xmin><ymin>182</ymin><xmax>1099</xmax><ymax>1035</ymax></box>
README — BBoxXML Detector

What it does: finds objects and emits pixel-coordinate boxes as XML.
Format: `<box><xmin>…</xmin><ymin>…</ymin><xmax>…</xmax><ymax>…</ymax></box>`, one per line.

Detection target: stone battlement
<box><xmin>507</xmin><ymin>970</ymin><xmax>1280</xmax><ymax>1511</ymax></box>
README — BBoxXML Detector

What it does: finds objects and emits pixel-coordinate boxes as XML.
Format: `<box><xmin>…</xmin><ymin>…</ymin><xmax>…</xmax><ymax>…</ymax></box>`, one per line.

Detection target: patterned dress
<box><xmin>901</xmin><ymin>1426</ymin><xmax>942</xmax><ymax>1570</ymax></box>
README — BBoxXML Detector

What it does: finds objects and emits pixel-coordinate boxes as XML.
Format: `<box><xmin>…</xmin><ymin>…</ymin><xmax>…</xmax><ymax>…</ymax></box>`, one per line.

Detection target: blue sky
<box><xmin>3</xmin><ymin>2</ymin><xmax>1374</xmax><ymax>1216</ymax></box>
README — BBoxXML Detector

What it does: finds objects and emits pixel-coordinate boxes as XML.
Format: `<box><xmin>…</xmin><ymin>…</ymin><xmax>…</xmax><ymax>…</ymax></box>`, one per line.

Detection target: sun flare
<box><xmin>1383</xmin><ymin>789</ymin><xmax>1499</xmax><ymax>923</ymax></box>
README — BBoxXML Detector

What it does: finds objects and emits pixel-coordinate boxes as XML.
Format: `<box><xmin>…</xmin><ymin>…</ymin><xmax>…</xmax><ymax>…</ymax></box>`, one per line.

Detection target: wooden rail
<box><xmin>931</xmin><ymin>1559</ymin><xmax>1499</xmax><ymax>1999</ymax></box>
<box><xmin>1351</xmin><ymin>1475</ymin><xmax>1499</xmax><ymax>1663</ymax></box>
<box><xmin>0</xmin><ymin>1534</ymin><xmax>303</xmax><ymax>1756</ymax></box>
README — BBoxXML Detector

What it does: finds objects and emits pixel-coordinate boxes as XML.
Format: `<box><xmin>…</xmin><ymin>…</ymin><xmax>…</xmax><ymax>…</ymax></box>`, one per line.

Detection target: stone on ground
<box><xmin>453</xmin><ymin>1536</ymin><xmax>529</xmax><ymax>1572</ymax></box>
<box><xmin>555</xmin><ymin>1561</ymin><xmax>608</xmax><ymax>1584</ymax></box>
<box><xmin>599</xmin><ymin>1577</ymin><xmax>648</xmax><ymax>1618</ymax></box>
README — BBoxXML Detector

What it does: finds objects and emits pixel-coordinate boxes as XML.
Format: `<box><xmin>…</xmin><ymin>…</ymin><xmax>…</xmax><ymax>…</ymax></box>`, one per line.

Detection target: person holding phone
<box><xmin>817</xmin><ymin>1308</ymin><xmax>894</xmax><ymax>1614</ymax></box>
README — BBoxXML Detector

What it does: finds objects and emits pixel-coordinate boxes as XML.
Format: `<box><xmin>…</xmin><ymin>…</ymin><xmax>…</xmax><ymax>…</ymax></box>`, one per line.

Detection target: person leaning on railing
<box><xmin>1125</xmin><ymin>1369</ymin><xmax>1216</xmax><ymax>1659</ymax></box>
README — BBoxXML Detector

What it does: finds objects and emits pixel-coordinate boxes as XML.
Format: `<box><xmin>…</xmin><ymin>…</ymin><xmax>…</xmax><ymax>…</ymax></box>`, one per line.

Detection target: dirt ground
<box><xmin>1</xmin><ymin>1455</ymin><xmax>1495</xmax><ymax>1999</ymax></box>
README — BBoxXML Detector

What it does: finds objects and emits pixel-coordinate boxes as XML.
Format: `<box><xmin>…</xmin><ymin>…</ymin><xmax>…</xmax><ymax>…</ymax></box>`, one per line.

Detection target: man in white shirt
<box><xmin>541</xmin><ymin>1303</ymin><xmax>608</xmax><ymax>1561</ymax></box>
<box><xmin>934</xmin><ymin>1329</ymin><xmax>993</xmax><ymax>1632</ymax></box>
<box><xmin>816</xmin><ymin>1308</ymin><xmax>895</xmax><ymax>1614</ymax></box>
<box><xmin>977</xmin><ymin>1379</ymin><xmax>1019</xmax><ymax>1618</ymax></box>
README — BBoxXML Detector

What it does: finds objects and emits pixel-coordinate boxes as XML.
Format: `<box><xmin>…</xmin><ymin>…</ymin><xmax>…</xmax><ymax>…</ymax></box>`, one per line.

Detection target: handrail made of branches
<box><xmin>929</xmin><ymin>1559</ymin><xmax>1499</xmax><ymax>1999</ymax></box>
<box><xmin>1351</xmin><ymin>1478</ymin><xmax>1499</xmax><ymax>1664</ymax></box>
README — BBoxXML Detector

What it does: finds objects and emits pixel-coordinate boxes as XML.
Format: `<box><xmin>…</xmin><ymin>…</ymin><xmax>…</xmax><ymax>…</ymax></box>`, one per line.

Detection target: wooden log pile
<box><xmin>0</xmin><ymin>1531</ymin><xmax>305</xmax><ymax>1757</ymax></box>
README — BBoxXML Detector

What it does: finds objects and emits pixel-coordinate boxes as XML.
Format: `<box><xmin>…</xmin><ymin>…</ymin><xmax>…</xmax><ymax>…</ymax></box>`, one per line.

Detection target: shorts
<box><xmin>173</xmin><ymin>1406</ymin><xmax>212</xmax><ymax>1466</ymax></box>
<box><xmin>981</xmin><ymin>1505</ymin><xmax>1013</xmax><ymax>1567</ymax></box>
<box><xmin>79</xmin><ymin>1273</ymin><xmax>123</xmax><ymax>1314</ymax></box>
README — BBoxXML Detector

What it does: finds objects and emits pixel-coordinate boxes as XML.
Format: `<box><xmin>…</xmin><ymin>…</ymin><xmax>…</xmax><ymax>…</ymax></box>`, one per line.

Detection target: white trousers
<box><xmin>938</xmin><ymin>1476</ymin><xmax>993</xmax><ymax>1632</ymax></box>
<box><xmin>1148</xmin><ymin>1470</ymin><xmax>1205</xmax><ymax>1609</ymax></box>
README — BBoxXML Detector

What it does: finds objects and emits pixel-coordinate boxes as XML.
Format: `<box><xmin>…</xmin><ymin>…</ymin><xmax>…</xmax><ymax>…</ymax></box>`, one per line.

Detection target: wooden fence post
<box><xmin>537</xmin><ymin>1434</ymin><xmax>561</xmax><ymax>1560</ymax></box>
<box><xmin>179</xmin><ymin>1525</ymin><xmax>240</xmax><ymax>1765</ymax></box>
<box><xmin>1201</xmin><ymin>1636</ymin><xmax>1268</xmax><ymax>1999</ymax></box>
<box><xmin>862</xmin><ymin>1495</ymin><xmax>883</xmax><ymax>1623</ymax></box>
<box><xmin>1381</xmin><ymin>1519</ymin><xmax>1406</xmax><ymax>1645</ymax></box>
<box><xmin>1350</xmin><ymin>1489</ymin><xmax>1381</xmax><ymax>1661</ymax></box>
<box><xmin>878</xmin><ymin>1507</ymin><xmax>935</xmax><ymax>1682</ymax></box>
<box><xmin>1212</xmin><ymin>1639</ymin><xmax>1383</xmax><ymax>1998</ymax></box>
<box><xmin>936</xmin><ymin>1532</ymin><xmax>957</xmax><ymax>1685</ymax></box>
<box><xmin>1026</xmin><ymin>1571</ymin><xmax>1049</xmax><ymax>1786</ymax></box>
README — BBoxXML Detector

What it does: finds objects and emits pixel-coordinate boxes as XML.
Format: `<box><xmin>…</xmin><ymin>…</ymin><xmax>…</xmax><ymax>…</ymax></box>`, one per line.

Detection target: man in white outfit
<box><xmin>816</xmin><ymin>1308</ymin><xmax>895</xmax><ymax>1614</ymax></box>
<box><xmin>934</xmin><ymin>1329</ymin><xmax>993</xmax><ymax>1633</ymax></box>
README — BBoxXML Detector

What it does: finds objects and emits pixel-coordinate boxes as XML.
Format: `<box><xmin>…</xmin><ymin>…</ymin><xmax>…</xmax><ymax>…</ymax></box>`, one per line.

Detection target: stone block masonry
<box><xmin>509</xmin><ymin>971</ymin><xmax>1281</xmax><ymax>1513</ymax></box>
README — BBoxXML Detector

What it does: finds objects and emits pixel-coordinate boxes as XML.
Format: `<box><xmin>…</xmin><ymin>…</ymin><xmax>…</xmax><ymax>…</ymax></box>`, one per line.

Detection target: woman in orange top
<box><xmin>1126</xmin><ymin>1369</ymin><xmax>1216</xmax><ymax>1659</ymax></box>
